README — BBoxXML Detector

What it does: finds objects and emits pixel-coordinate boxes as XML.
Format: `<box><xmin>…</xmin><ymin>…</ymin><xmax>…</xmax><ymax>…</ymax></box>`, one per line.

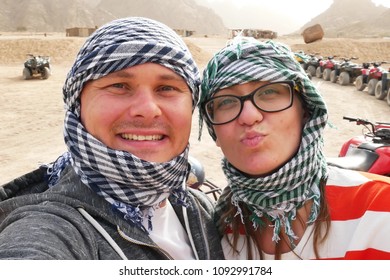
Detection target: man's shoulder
<box><xmin>0</xmin><ymin>165</ymin><xmax>95</xmax><ymax>216</ymax></box>
<box><xmin>0</xmin><ymin>166</ymin><xmax>49</xmax><ymax>202</ymax></box>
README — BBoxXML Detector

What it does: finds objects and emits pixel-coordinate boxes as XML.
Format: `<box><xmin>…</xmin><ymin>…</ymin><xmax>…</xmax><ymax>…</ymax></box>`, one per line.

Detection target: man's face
<box><xmin>80</xmin><ymin>63</ymin><xmax>193</xmax><ymax>163</ymax></box>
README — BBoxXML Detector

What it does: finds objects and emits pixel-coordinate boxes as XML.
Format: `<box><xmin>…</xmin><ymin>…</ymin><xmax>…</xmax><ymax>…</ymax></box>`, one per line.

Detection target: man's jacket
<box><xmin>0</xmin><ymin>166</ymin><xmax>224</xmax><ymax>260</ymax></box>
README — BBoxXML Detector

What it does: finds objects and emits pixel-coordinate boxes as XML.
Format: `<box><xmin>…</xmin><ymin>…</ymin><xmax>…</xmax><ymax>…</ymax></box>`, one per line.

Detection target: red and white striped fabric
<box><xmin>222</xmin><ymin>166</ymin><xmax>390</xmax><ymax>260</ymax></box>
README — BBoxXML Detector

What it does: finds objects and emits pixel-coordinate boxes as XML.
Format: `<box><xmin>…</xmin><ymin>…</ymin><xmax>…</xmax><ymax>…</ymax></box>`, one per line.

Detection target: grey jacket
<box><xmin>0</xmin><ymin>166</ymin><xmax>224</xmax><ymax>260</ymax></box>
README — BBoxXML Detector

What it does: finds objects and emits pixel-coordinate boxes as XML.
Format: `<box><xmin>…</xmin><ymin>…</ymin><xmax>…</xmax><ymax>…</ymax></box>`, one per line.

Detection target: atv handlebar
<box><xmin>343</xmin><ymin>116</ymin><xmax>375</xmax><ymax>133</ymax></box>
<box><xmin>343</xmin><ymin>116</ymin><xmax>390</xmax><ymax>143</ymax></box>
<box><xmin>343</xmin><ymin>116</ymin><xmax>361</xmax><ymax>122</ymax></box>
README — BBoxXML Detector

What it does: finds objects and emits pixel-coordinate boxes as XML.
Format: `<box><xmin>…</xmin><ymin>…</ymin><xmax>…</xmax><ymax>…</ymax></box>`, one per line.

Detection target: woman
<box><xmin>198</xmin><ymin>37</ymin><xmax>390</xmax><ymax>260</ymax></box>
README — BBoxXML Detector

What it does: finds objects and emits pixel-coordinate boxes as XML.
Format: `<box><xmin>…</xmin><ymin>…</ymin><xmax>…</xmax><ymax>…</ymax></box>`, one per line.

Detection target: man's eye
<box><xmin>111</xmin><ymin>83</ymin><xmax>125</xmax><ymax>89</ymax></box>
<box><xmin>159</xmin><ymin>85</ymin><xmax>175</xmax><ymax>91</ymax></box>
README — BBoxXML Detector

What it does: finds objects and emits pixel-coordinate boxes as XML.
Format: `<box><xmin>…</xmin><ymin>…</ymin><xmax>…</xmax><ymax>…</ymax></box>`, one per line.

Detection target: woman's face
<box><xmin>212</xmin><ymin>81</ymin><xmax>306</xmax><ymax>176</ymax></box>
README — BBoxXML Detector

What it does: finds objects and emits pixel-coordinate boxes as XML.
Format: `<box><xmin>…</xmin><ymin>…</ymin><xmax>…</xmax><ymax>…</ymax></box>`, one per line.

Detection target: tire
<box><xmin>22</xmin><ymin>67</ymin><xmax>31</xmax><ymax>80</ymax></box>
<box><xmin>367</xmin><ymin>79</ymin><xmax>378</xmax><ymax>95</ymax></box>
<box><xmin>323</xmin><ymin>68</ymin><xmax>331</xmax><ymax>81</ymax></box>
<box><xmin>330</xmin><ymin>70</ymin><xmax>338</xmax><ymax>83</ymax></box>
<box><xmin>387</xmin><ymin>88</ymin><xmax>390</xmax><ymax>106</ymax></box>
<box><xmin>41</xmin><ymin>67</ymin><xmax>51</xmax><ymax>79</ymax></box>
<box><xmin>315</xmin><ymin>67</ymin><xmax>322</xmax><ymax>78</ymax></box>
<box><xmin>375</xmin><ymin>81</ymin><xmax>386</xmax><ymax>100</ymax></box>
<box><xmin>339</xmin><ymin>72</ymin><xmax>350</xmax><ymax>86</ymax></box>
<box><xmin>355</xmin><ymin>75</ymin><xmax>366</xmax><ymax>91</ymax></box>
<box><xmin>307</xmin><ymin>65</ymin><xmax>316</xmax><ymax>77</ymax></box>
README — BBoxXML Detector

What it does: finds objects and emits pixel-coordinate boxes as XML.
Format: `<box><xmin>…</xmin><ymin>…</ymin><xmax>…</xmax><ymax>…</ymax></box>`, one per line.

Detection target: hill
<box><xmin>0</xmin><ymin>0</ymin><xmax>226</xmax><ymax>35</ymax></box>
<box><xmin>96</xmin><ymin>0</ymin><xmax>226</xmax><ymax>35</ymax></box>
<box><xmin>1</xmin><ymin>0</ymin><xmax>389</xmax><ymax>38</ymax></box>
<box><xmin>299</xmin><ymin>0</ymin><xmax>390</xmax><ymax>38</ymax></box>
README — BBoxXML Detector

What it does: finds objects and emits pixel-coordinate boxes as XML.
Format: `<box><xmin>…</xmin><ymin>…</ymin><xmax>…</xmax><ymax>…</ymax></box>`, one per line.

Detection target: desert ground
<box><xmin>1</xmin><ymin>33</ymin><xmax>390</xmax><ymax>188</ymax></box>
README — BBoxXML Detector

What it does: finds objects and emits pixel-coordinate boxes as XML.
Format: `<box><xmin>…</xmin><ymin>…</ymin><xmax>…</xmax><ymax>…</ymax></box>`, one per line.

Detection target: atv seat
<box><xmin>326</xmin><ymin>148</ymin><xmax>378</xmax><ymax>172</ymax></box>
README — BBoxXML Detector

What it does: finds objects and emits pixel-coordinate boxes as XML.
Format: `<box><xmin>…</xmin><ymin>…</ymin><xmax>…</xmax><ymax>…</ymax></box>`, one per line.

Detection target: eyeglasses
<box><xmin>202</xmin><ymin>81</ymin><xmax>296</xmax><ymax>125</ymax></box>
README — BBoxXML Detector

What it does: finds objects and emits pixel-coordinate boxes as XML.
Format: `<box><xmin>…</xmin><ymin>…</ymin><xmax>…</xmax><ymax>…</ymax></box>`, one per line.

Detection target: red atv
<box><xmin>320</xmin><ymin>56</ymin><xmax>339</xmax><ymax>81</ymax></box>
<box><xmin>355</xmin><ymin>62</ymin><xmax>387</xmax><ymax>95</ymax></box>
<box><xmin>315</xmin><ymin>56</ymin><xmax>336</xmax><ymax>78</ymax></box>
<box><xmin>327</xmin><ymin>116</ymin><xmax>390</xmax><ymax>176</ymax></box>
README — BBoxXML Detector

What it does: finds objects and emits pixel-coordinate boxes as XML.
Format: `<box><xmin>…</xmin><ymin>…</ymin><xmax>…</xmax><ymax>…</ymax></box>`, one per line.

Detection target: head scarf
<box><xmin>47</xmin><ymin>17</ymin><xmax>200</xmax><ymax>232</ymax></box>
<box><xmin>198</xmin><ymin>37</ymin><xmax>328</xmax><ymax>245</ymax></box>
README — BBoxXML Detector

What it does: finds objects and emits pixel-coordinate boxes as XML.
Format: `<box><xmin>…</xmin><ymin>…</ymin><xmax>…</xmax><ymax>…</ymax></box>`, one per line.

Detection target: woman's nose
<box><xmin>237</xmin><ymin>99</ymin><xmax>263</xmax><ymax>125</ymax></box>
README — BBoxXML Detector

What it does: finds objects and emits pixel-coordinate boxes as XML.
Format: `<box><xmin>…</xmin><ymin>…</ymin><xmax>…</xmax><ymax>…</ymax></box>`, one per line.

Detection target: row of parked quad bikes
<box><xmin>294</xmin><ymin>52</ymin><xmax>390</xmax><ymax>107</ymax></box>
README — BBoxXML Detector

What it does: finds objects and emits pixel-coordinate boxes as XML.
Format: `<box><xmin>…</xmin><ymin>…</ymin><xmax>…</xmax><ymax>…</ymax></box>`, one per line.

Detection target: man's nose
<box><xmin>127</xmin><ymin>89</ymin><xmax>162</xmax><ymax>120</ymax></box>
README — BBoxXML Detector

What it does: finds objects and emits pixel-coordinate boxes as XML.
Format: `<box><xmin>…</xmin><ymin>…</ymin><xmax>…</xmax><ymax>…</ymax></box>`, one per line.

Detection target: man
<box><xmin>0</xmin><ymin>17</ymin><xmax>223</xmax><ymax>260</ymax></box>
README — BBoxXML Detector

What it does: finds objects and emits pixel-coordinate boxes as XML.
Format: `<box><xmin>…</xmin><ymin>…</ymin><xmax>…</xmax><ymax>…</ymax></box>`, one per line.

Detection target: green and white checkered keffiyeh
<box><xmin>198</xmin><ymin>37</ymin><xmax>328</xmax><ymax>244</ymax></box>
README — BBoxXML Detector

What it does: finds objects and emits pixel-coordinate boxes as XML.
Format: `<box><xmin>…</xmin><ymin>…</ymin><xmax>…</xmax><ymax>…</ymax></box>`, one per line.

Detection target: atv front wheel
<box><xmin>323</xmin><ymin>68</ymin><xmax>331</xmax><ymax>81</ymax></box>
<box><xmin>41</xmin><ymin>67</ymin><xmax>51</xmax><ymax>79</ymax></box>
<box><xmin>330</xmin><ymin>70</ymin><xmax>338</xmax><ymax>83</ymax></box>
<box><xmin>374</xmin><ymin>81</ymin><xmax>386</xmax><ymax>100</ymax></box>
<box><xmin>315</xmin><ymin>67</ymin><xmax>322</xmax><ymax>78</ymax></box>
<box><xmin>307</xmin><ymin>65</ymin><xmax>316</xmax><ymax>77</ymax></box>
<box><xmin>387</xmin><ymin>88</ymin><xmax>390</xmax><ymax>106</ymax></box>
<box><xmin>367</xmin><ymin>79</ymin><xmax>378</xmax><ymax>95</ymax></box>
<box><xmin>339</xmin><ymin>72</ymin><xmax>350</xmax><ymax>86</ymax></box>
<box><xmin>355</xmin><ymin>75</ymin><xmax>366</xmax><ymax>91</ymax></box>
<box><xmin>22</xmin><ymin>67</ymin><xmax>31</xmax><ymax>80</ymax></box>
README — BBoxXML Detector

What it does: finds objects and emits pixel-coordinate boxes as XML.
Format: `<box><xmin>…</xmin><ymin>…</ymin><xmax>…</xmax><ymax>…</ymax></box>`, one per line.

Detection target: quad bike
<box><xmin>294</xmin><ymin>51</ymin><xmax>310</xmax><ymax>71</ymax></box>
<box><xmin>330</xmin><ymin>57</ymin><xmax>361</xmax><ymax>85</ymax></box>
<box><xmin>22</xmin><ymin>54</ymin><xmax>51</xmax><ymax>80</ymax></box>
<box><xmin>327</xmin><ymin>116</ymin><xmax>390</xmax><ymax>176</ymax></box>
<box><xmin>322</xmin><ymin>56</ymin><xmax>340</xmax><ymax>81</ymax></box>
<box><xmin>316</xmin><ymin>56</ymin><xmax>338</xmax><ymax>80</ymax></box>
<box><xmin>355</xmin><ymin>62</ymin><xmax>387</xmax><ymax>95</ymax></box>
<box><xmin>305</xmin><ymin>54</ymin><xmax>322</xmax><ymax>77</ymax></box>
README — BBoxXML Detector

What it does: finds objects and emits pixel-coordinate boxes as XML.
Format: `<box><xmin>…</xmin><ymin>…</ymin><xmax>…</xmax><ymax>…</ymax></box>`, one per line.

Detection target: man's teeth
<box><xmin>121</xmin><ymin>134</ymin><xmax>163</xmax><ymax>141</ymax></box>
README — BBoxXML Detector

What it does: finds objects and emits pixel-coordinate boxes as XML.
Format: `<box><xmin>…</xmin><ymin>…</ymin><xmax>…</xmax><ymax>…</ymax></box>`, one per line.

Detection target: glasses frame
<box><xmin>203</xmin><ymin>81</ymin><xmax>296</xmax><ymax>125</ymax></box>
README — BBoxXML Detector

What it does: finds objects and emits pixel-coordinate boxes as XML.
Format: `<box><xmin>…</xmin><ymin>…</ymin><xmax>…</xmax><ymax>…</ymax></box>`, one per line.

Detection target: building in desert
<box><xmin>230</xmin><ymin>29</ymin><xmax>277</xmax><ymax>39</ymax></box>
<box><xmin>66</xmin><ymin>27</ymin><xmax>97</xmax><ymax>37</ymax></box>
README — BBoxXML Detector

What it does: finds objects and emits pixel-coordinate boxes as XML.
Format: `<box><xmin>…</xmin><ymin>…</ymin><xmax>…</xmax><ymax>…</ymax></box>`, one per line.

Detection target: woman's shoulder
<box><xmin>325</xmin><ymin>166</ymin><xmax>390</xmax><ymax>220</ymax></box>
<box><xmin>327</xmin><ymin>165</ymin><xmax>390</xmax><ymax>185</ymax></box>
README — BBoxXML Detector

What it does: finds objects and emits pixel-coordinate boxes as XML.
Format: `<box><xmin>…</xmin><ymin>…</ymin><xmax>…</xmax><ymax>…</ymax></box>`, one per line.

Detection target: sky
<box><xmin>195</xmin><ymin>0</ymin><xmax>390</xmax><ymax>35</ymax></box>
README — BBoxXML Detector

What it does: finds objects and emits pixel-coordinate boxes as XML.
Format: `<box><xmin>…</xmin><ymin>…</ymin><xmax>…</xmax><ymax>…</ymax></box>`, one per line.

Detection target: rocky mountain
<box><xmin>96</xmin><ymin>0</ymin><xmax>226</xmax><ymax>35</ymax></box>
<box><xmin>0</xmin><ymin>0</ymin><xmax>98</xmax><ymax>32</ymax></box>
<box><xmin>1</xmin><ymin>0</ymin><xmax>388</xmax><ymax>38</ymax></box>
<box><xmin>0</xmin><ymin>0</ymin><xmax>226</xmax><ymax>35</ymax></box>
<box><xmin>299</xmin><ymin>0</ymin><xmax>390</xmax><ymax>37</ymax></box>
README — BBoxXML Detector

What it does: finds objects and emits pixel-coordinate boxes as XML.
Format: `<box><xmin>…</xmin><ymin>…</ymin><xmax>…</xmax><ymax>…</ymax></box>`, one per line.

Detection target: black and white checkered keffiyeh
<box><xmin>198</xmin><ymin>37</ymin><xmax>328</xmax><ymax>244</ymax></box>
<box><xmin>46</xmin><ymin>17</ymin><xmax>200</xmax><ymax>232</ymax></box>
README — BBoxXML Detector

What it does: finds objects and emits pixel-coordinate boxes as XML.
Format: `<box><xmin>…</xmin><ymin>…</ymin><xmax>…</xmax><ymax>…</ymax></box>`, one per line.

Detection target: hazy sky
<box><xmin>195</xmin><ymin>0</ymin><xmax>390</xmax><ymax>34</ymax></box>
